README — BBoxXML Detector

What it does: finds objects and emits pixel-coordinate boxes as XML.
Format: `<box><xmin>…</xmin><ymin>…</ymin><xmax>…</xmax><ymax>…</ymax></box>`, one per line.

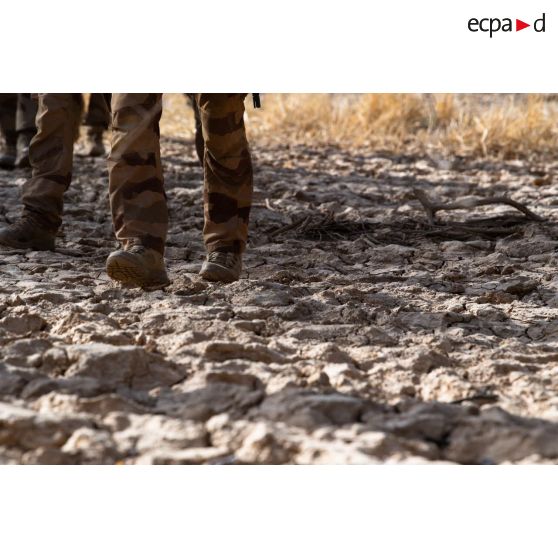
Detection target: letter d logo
<box><xmin>534</xmin><ymin>13</ymin><xmax>546</xmax><ymax>32</ymax></box>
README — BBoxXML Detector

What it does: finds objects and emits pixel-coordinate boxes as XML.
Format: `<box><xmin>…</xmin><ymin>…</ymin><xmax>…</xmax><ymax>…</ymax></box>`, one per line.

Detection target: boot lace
<box><xmin>208</xmin><ymin>251</ymin><xmax>238</xmax><ymax>267</ymax></box>
<box><xmin>127</xmin><ymin>239</ymin><xmax>148</xmax><ymax>254</ymax></box>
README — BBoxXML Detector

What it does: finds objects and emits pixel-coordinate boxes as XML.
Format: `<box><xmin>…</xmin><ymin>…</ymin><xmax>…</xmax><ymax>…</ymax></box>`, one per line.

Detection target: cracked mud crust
<box><xmin>1</xmin><ymin>137</ymin><xmax>558</xmax><ymax>464</ymax></box>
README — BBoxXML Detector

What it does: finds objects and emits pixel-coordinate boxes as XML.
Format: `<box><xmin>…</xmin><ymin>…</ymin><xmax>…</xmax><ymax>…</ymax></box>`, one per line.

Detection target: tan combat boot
<box><xmin>82</xmin><ymin>126</ymin><xmax>106</xmax><ymax>157</ymax></box>
<box><xmin>199</xmin><ymin>251</ymin><xmax>242</xmax><ymax>283</ymax></box>
<box><xmin>106</xmin><ymin>241</ymin><xmax>170</xmax><ymax>289</ymax></box>
<box><xmin>0</xmin><ymin>216</ymin><xmax>56</xmax><ymax>251</ymax></box>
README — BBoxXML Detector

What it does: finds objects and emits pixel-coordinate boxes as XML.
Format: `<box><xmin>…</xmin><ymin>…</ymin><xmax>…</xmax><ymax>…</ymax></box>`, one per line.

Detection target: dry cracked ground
<box><xmin>2</xmin><ymin>135</ymin><xmax>558</xmax><ymax>464</ymax></box>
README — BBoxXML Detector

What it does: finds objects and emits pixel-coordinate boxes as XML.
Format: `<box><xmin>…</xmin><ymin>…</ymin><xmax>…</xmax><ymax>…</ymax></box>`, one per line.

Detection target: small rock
<box><xmin>64</xmin><ymin>343</ymin><xmax>187</xmax><ymax>391</ymax></box>
<box><xmin>256</xmin><ymin>389</ymin><xmax>368</xmax><ymax>429</ymax></box>
<box><xmin>62</xmin><ymin>427</ymin><xmax>119</xmax><ymax>463</ymax></box>
<box><xmin>204</xmin><ymin>341</ymin><xmax>286</xmax><ymax>364</ymax></box>
<box><xmin>0</xmin><ymin>314</ymin><xmax>46</xmax><ymax>335</ymax></box>
<box><xmin>136</xmin><ymin>446</ymin><xmax>230</xmax><ymax>464</ymax></box>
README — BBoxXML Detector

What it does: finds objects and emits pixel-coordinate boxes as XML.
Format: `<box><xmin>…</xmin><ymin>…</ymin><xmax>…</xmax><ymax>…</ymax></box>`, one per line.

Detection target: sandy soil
<box><xmin>1</xmin><ymin>134</ymin><xmax>558</xmax><ymax>464</ymax></box>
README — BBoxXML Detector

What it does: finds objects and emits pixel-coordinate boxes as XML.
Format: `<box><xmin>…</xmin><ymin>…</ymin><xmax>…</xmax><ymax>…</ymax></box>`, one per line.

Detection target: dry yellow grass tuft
<box><xmin>159</xmin><ymin>93</ymin><xmax>558</xmax><ymax>158</ymax></box>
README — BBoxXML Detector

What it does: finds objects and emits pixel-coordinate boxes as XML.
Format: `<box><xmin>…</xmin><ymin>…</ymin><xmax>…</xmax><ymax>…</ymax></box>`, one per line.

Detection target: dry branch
<box><xmin>413</xmin><ymin>188</ymin><xmax>544</xmax><ymax>224</ymax></box>
<box><xmin>268</xmin><ymin>216</ymin><xmax>308</xmax><ymax>239</ymax></box>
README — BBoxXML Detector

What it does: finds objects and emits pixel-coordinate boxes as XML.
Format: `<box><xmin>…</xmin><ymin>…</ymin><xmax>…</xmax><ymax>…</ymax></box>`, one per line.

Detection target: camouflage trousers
<box><xmin>0</xmin><ymin>93</ymin><xmax>38</xmax><ymax>146</ymax></box>
<box><xmin>0</xmin><ymin>93</ymin><xmax>111</xmax><ymax>142</ymax></box>
<box><xmin>22</xmin><ymin>93</ymin><xmax>252</xmax><ymax>255</ymax></box>
<box><xmin>23</xmin><ymin>94</ymin><xmax>83</xmax><ymax>230</ymax></box>
<box><xmin>109</xmin><ymin>93</ymin><xmax>253</xmax><ymax>256</ymax></box>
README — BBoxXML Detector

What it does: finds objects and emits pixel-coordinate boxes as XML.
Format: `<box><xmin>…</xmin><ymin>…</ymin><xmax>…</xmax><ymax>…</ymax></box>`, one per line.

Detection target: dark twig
<box><xmin>413</xmin><ymin>188</ymin><xmax>544</xmax><ymax>224</ymax></box>
<box><xmin>268</xmin><ymin>216</ymin><xmax>308</xmax><ymax>239</ymax></box>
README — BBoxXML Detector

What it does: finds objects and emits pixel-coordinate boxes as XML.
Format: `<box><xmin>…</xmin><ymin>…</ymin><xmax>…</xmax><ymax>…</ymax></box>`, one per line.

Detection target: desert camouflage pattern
<box><xmin>108</xmin><ymin>93</ymin><xmax>167</xmax><ymax>255</ymax></box>
<box><xmin>108</xmin><ymin>93</ymin><xmax>253</xmax><ymax>256</ymax></box>
<box><xmin>22</xmin><ymin>93</ymin><xmax>82</xmax><ymax>231</ymax></box>
<box><xmin>197</xmin><ymin>93</ymin><xmax>253</xmax><ymax>254</ymax></box>
<box><xmin>10</xmin><ymin>92</ymin><xmax>252</xmax><ymax>253</ymax></box>
<box><xmin>0</xmin><ymin>93</ymin><xmax>38</xmax><ymax>146</ymax></box>
<box><xmin>18</xmin><ymin>93</ymin><xmax>111</xmax><ymax>231</ymax></box>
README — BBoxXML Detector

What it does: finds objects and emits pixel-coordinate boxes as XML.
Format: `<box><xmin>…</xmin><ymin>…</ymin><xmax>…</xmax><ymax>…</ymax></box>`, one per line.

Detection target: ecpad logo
<box><xmin>468</xmin><ymin>13</ymin><xmax>546</xmax><ymax>37</ymax></box>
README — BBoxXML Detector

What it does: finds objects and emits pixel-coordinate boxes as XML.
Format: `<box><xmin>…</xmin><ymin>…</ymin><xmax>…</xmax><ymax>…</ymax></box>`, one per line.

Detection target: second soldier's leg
<box><xmin>81</xmin><ymin>93</ymin><xmax>112</xmax><ymax>157</ymax></box>
<box><xmin>184</xmin><ymin>93</ymin><xmax>204</xmax><ymax>166</ymax></box>
<box><xmin>14</xmin><ymin>93</ymin><xmax>38</xmax><ymax>168</ymax></box>
<box><xmin>23</xmin><ymin>94</ymin><xmax>81</xmax><ymax>231</ymax></box>
<box><xmin>106</xmin><ymin>93</ymin><xmax>169</xmax><ymax>289</ymax></box>
<box><xmin>197</xmin><ymin>93</ymin><xmax>253</xmax><ymax>282</ymax></box>
<box><xmin>84</xmin><ymin>93</ymin><xmax>112</xmax><ymax>130</ymax></box>
<box><xmin>0</xmin><ymin>93</ymin><xmax>18</xmax><ymax>169</ymax></box>
<box><xmin>0</xmin><ymin>93</ymin><xmax>81</xmax><ymax>250</ymax></box>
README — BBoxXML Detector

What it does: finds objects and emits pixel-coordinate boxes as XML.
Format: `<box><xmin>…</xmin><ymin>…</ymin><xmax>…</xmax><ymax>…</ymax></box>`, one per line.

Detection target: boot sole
<box><xmin>106</xmin><ymin>253</ymin><xmax>170</xmax><ymax>290</ymax></box>
<box><xmin>199</xmin><ymin>262</ymin><xmax>240</xmax><ymax>283</ymax></box>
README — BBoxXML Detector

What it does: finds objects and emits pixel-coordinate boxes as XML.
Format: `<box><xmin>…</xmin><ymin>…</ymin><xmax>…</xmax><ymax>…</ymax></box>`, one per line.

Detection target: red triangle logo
<box><xmin>516</xmin><ymin>19</ymin><xmax>530</xmax><ymax>31</ymax></box>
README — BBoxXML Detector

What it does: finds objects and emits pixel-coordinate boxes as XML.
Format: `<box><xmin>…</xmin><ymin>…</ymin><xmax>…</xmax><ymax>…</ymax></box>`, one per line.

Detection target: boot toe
<box><xmin>199</xmin><ymin>261</ymin><xmax>239</xmax><ymax>283</ymax></box>
<box><xmin>106</xmin><ymin>251</ymin><xmax>170</xmax><ymax>289</ymax></box>
<box><xmin>0</xmin><ymin>224</ymin><xmax>55</xmax><ymax>251</ymax></box>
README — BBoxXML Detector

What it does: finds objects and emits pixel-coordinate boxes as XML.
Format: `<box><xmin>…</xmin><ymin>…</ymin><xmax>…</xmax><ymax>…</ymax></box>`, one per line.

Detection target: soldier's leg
<box><xmin>14</xmin><ymin>93</ymin><xmax>38</xmax><ymax>168</ymax></box>
<box><xmin>22</xmin><ymin>94</ymin><xmax>82</xmax><ymax>231</ymax></box>
<box><xmin>106</xmin><ymin>93</ymin><xmax>169</xmax><ymax>289</ymax></box>
<box><xmin>184</xmin><ymin>93</ymin><xmax>204</xmax><ymax>166</ymax></box>
<box><xmin>84</xmin><ymin>93</ymin><xmax>112</xmax><ymax>129</ymax></box>
<box><xmin>0</xmin><ymin>93</ymin><xmax>18</xmax><ymax>169</ymax></box>
<box><xmin>197</xmin><ymin>93</ymin><xmax>253</xmax><ymax>282</ymax></box>
<box><xmin>81</xmin><ymin>94</ymin><xmax>111</xmax><ymax>157</ymax></box>
<box><xmin>0</xmin><ymin>93</ymin><xmax>81</xmax><ymax>250</ymax></box>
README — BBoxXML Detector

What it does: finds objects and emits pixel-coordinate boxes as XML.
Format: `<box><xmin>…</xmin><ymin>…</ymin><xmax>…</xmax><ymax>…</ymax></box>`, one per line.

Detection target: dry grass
<box><xmin>159</xmin><ymin>93</ymin><xmax>558</xmax><ymax>158</ymax></box>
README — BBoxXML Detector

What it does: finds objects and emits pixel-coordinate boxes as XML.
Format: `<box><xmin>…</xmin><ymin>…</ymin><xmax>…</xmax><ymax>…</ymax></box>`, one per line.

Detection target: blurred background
<box><xmin>160</xmin><ymin>93</ymin><xmax>558</xmax><ymax>158</ymax></box>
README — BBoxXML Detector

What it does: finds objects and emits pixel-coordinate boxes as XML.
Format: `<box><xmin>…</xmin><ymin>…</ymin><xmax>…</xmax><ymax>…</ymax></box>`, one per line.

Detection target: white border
<box><xmin>0</xmin><ymin>1</ymin><xmax>555</xmax><ymax>91</ymax></box>
<box><xmin>0</xmin><ymin>466</ymin><xmax>556</xmax><ymax>557</ymax></box>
